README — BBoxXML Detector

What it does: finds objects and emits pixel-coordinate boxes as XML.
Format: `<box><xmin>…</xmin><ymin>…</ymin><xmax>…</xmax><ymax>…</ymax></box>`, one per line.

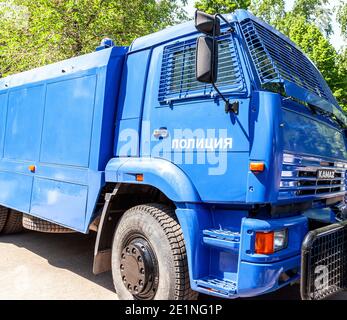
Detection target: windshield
<box><xmin>282</xmin><ymin>108</ymin><xmax>347</xmax><ymax>160</ymax></box>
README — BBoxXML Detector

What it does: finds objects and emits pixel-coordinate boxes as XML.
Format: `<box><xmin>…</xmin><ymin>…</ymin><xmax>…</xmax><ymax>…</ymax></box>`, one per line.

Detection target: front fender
<box><xmin>105</xmin><ymin>157</ymin><xmax>201</xmax><ymax>202</ymax></box>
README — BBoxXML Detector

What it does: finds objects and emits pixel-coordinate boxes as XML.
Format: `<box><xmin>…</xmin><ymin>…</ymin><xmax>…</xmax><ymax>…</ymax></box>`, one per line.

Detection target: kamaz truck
<box><xmin>0</xmin><ymin>9</ymin><xmax>346</xmax><ymax>300</ymax></box>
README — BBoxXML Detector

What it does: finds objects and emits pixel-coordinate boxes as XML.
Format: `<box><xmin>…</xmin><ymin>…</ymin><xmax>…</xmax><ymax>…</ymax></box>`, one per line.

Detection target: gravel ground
<box><xmin>0</xmin><ymin>230</ymin><xmax>345</xmax><ymax>300</ymax></box>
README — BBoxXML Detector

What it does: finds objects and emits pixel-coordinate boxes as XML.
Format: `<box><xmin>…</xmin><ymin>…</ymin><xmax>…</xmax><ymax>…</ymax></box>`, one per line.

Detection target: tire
<box><xmin>0</xmin><ymin>206</ymin><xmax>8</xmax><ymax>233</ymax></box>
<box><xmin>111</xmin><ymin>203</ymin><xmax>198</xmax><ymax>300</ymax></box>
<box><xmin>2</xmin><ymin>210</ymin><xmax>24</xmax><ymax>234</ymax></box>
<box><xmin>22</xmin><ymin>214</ymin><xmax>74</xmax><ymax>233</ymax></box>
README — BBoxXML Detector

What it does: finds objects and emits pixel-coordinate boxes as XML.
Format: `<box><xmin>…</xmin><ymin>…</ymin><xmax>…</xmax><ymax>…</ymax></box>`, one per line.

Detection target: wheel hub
<box><xmin>120</xmin><ymin>237</ymin><xmax>158</xmax><ymax>298</ymax></box>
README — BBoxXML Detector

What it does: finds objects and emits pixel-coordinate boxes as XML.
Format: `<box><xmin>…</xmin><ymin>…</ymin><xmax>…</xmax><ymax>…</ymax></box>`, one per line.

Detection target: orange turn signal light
<box><xmin>255</xmin><ymin>231</ymin><xmax>274</xmax><ymax>254</ymax></box>
<box><xmin>28</xmin><ymin>165</ymin><xmax>36</xmax><ymax>173</ymax></box>
<box><xmin>250</xmin><ymin>162</ymin><xmax>265</xmax><ymax>172</ymax></box>
<box><xmin>136</xmin><ymin>174</ymin><xmax>144</xmax><ymax>182</ymax></box>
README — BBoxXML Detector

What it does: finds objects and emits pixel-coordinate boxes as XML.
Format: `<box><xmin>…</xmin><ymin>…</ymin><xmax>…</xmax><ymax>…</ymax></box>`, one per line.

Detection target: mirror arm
<box><xmin>211</xmin><ymin>14</ymin><xmax>237</xmax><ymax>114</ymax></box>
<box><xmin>212</xmin><ymin>82</ymin><xmax>229</xmax><ymax>108</ymax></box>
<box><xmin>215</xmin><ymin>13</ymin><xmax>235</xmax><ymax>32</ymax></box>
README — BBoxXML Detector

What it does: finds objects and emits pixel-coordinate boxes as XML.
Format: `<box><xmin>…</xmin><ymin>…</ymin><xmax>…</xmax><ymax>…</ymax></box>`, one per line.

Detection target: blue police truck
<box><xmin>0</xmin><ymin>10</ymin><xmax>346</xmax><ymax>300</ymax></box>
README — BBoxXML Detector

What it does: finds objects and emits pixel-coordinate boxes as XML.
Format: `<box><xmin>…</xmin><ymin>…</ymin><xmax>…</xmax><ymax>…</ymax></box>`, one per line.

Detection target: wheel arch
<box><xmin>91</xmin><ymin>182</ymin><xmax>179</xmax><ymax>275</ymax></box>
<box><xmin>92</xmin><ymin>157</ymin><xmax>200</xmax><ymax>276</ymax></box>
<box><xmin>105</xmin><ymin>157</ymin><xmax>201</xmax><ymax>203</ymax></box>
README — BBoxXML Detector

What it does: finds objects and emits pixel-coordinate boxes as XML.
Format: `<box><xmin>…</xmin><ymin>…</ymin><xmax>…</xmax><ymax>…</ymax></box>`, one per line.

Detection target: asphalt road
<box><xmin>0</xmin><ymin>230</ymin><xmax>344</xmax><ymax>300</ymax></box>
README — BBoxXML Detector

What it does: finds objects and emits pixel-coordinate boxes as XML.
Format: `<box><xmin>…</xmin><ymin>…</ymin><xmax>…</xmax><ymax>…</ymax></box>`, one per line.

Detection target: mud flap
<box><xmin>301</xmin><ymin>221</ymin><xmax>347</xmax><ymax>300</ymax></box>
<box><xmin>93</xmin><ymin>184</ymin><xmax>120</xmax><ymax>275</ymax></box>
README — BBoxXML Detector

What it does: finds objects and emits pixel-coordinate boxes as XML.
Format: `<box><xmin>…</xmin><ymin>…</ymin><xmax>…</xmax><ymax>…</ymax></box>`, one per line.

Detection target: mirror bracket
<box><xmin>225</xmin><ymin>100</ymin><xmax>239</xmax><ymax>114</ymax></box>
<box><xmin>195</xmin><ymin>10</ymin><xmax>221</xmax><ymax>36</ymax></box>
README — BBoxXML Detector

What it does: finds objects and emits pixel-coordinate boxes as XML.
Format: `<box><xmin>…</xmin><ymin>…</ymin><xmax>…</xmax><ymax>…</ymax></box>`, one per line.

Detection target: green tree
<box><xmin>334</xmin><ymin>49</ymin><xmax>347</xmax><ymax>111</ymax></box>
<box><xmin>337</xmin><ymin>1</ymin><xmax>347</xmax><ymax>38</ymax></box>
<box><xmin>292</xmin><ymin>0</ymin><xmax>332</xmax><ymax>36</ymax></box>
<box><xmin>0</xmin><ymin>0</ymin><xmax>187</xmax><ymax>77</ymax></box>
<box><xmin>249</xmin><ymin>0</ymin><xmax>285</xmax><ymax>29</ymax></box>
<box><xmin>336</xmin><ymin>2</ymin><xmax>347</xmax><ymax>111</ymax></box>
<box><xmin>195</xmin><ymin>0</ymin><xmax>250</xmax><ymax>14</ymax></box>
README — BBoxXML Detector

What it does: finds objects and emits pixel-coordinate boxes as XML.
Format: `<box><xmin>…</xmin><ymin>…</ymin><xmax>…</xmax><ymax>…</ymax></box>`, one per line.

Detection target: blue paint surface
<box><xmin>5</xmin><ymin>85</ymin><xmax>45</xmax><ymax>161</ymax></box>
<box><xmin>31</xmin><ymin>177</ymin><xmax>88</xmax><ymax>231</ymax></box>
<box><xmin>40</xmin><ymin>75</ymin><xmax>97</xmax><ymax>167</ymax></box>
<box><xmin>0</xmin><ymin>8</ymin><xmax>346</xmax><ymax>298</ymax></box>
<box><xmin>0</xmin><ymin>171</ymin><xmax>32</xmax><ymax>212</ymax></box>
<box><xmin>0</xmin><ymin>46</ymin><xmax>127</xmax><ymax>232</ymax></box>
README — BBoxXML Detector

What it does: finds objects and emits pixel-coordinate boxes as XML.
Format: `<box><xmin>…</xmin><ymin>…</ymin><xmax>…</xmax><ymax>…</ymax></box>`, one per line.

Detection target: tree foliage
<box><xmin>292</xmin><ymin>0</ymin><xmax>332</xmax><ymax>36</ymax></box>
<box><xmin>195</xmin><ymin>0</ymin><xmax>250</xmax><ymax>14</ymax></box>
<box><xmin>337</xmin><ymin>1</ymin><xmax>347</xmax><ymax>39</ymax></box>
<box><xmin>334</xmin><ymin>49</ymin><xmax>347</xmax><ymax>108</ymax></box>
<box><xmin>0</xmin><ymin>0</ymin><xmax>187</xmax><ymax>77</ymax></box>
<box><xmin>249</xmin><ymin>0</ymin><xmax>285</xmax><ymax>28</ymax></box>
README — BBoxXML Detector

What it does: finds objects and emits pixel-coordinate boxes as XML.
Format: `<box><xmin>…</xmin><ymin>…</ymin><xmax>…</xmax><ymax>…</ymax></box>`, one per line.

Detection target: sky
<box><xmin>184</xmin><ymin>0</ymin><xmax>345</xmax><ymax>50</ymax></box>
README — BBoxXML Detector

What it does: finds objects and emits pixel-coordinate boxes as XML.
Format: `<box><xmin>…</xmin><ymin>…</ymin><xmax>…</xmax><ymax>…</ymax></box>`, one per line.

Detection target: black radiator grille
<box><xmin>279</xmin><ymin>153</ymin><xmax>347</xmax><ymax>201</ymax></box>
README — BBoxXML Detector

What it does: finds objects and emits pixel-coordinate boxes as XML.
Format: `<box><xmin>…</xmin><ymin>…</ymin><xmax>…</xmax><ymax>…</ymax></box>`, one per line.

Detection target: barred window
<box><xmin>158</xmin><ymin>35</ymin><xmax>245</xmax><ymax>103</ymax></box>
<box><xmin>240</xmin><ymin>19</ymin><xmax>337</xmax><ymax>106</ymax></box>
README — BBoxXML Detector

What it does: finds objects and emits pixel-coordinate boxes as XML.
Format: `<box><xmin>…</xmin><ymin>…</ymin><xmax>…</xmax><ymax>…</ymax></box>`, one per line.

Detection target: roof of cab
<box><xmin>130</xmin><ymin>9</ymin><xmax>303</xmax><ymax>54</ymax></box>
<box><xmin>130</xmin><ymin>12</ymin><xmax>238</xmax><ymax>52</ymax></box>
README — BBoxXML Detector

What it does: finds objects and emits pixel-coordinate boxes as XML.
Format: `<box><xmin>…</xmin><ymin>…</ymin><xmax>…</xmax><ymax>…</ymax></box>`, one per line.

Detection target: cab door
<box><xmin>141</xmin><ymin>32</ymin><xmax>252</xmax><ymax>203</ymax></box>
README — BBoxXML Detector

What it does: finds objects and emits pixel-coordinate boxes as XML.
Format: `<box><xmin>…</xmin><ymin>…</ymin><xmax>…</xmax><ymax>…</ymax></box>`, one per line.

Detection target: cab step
<box><xmin>196</xmin><ymin>277</ymin><xmax>237</xmax><ymax>297</ymax></box>
<box><xmin>202</xmin><ymin>229</ymin><xmax>240</xmax><ymax>252</ymax></box>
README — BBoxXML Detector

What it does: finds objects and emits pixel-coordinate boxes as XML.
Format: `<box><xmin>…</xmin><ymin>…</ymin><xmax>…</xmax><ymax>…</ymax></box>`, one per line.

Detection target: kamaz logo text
<box><xmin>317</xmin><ymin>170</ymin><xmax>335</xmax><ymax>180</ymax></box>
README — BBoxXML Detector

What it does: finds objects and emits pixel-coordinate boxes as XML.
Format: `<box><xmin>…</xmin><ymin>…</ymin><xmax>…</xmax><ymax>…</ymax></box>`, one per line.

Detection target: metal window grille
<box><xmin>240</xmin><ymin>19</ymin><xmax>337</xmax><ymax>106</ymax></box>
<box><xmin>158</xmin><ymin>35</ymin><xmax>245</xmax><ymax>103</ymax></box>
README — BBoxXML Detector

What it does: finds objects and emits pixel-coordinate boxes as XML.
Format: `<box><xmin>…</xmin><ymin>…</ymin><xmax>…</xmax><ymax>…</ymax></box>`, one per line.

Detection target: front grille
<box><xmin>279</xmin><ymin>154</ymin><xmax>347</xmax><ymax>201</ymax></box>
<box><xmin>301</xmin><ymin>221</ymin><xmax>347</xmax><ymax>300</ymax></box>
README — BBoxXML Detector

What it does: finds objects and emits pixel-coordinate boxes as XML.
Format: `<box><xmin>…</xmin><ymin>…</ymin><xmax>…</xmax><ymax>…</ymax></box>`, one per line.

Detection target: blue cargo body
<box><xmin>0</xmin><ymin>47</ymin><xmax>127</xmax><ymax>232</ymax></box>
<box><xmin>0</xmin><ymin>9</ymin><xmax>346</xmax><ymax>300</ymax></box>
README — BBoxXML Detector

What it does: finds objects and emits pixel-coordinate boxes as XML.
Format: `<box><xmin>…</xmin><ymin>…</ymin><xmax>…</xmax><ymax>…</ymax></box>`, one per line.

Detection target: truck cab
<box><xmin>0</xmin><ymin>9</ymin><xmax>346</xmax><ymax>300</ymax></box>
<box><xmin>106</xmin><ymin>9</ymin><xmax>347</xmax><ymax>299</ymax></box>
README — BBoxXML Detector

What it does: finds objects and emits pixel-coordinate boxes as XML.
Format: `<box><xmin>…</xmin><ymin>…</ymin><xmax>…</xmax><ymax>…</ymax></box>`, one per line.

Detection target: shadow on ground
<box><xmin>0</xmin><ymin>231</ymin><xmax>318</xmax><ymax>300</ymax></box>
<box><xmin>0</xmin><ymin>231</ymin><xmax>115</xmax><ymax>293</ymax></box>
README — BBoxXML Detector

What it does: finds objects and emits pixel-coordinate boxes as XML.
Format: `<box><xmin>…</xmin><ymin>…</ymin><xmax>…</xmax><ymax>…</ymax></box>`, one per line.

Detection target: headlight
<box><xmin>274</xmin><ymin>229</ymin><xmax>288</xmax><ymax>252</ymax></box>
<box><xmin>255</xmin><ymin>229</ymin><xmax>288</xmax><ymax>254</ymax></box>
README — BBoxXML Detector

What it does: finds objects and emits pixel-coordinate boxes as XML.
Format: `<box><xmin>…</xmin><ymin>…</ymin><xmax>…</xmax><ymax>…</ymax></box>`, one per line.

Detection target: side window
<box><xmin>158</xmin><ymin>36</ymin><xmax>246</xmax><ymax>104</ymax></box>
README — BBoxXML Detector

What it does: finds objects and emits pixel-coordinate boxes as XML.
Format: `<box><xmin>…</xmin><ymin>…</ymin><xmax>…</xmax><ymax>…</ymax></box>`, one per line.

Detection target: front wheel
<box><xmin>111</xmin><ymin>203</ymin><xmax>197</xmax><ymax>300</ymax></box>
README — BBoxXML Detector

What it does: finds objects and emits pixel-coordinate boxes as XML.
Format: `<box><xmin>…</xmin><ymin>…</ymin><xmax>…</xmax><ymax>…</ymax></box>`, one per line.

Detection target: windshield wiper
<box><xmin>283</xmin><ymin>96</ymin><xmax>347</xmax><ymax>130</ymax></box>
<box><xmin>319</xmin><ymin>110</ymin><xmax>346</xmax><ymax>130</ymax></box>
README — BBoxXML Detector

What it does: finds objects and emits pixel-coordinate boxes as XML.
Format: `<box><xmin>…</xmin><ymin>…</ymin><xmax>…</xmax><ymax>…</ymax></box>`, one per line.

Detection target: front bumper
<box><xmin>176</xmin><ymin>207</ymin><xmax>309</xmax><ymax>299</ymax></box>
<box><xmin>235</xmin><ymin>215</ymin><xmax>308</xmax><ymax>298</ymax></box>
<box><xmin>301</xmin><ymin>220</ymin><xmax>347</xmax><ymax>300</ymax></box>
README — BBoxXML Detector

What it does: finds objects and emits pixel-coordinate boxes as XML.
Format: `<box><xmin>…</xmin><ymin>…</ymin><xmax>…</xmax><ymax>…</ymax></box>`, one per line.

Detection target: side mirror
<box><xmin>194</xmin><ymin>10</ymin><xmax>237</xmax><ymax>113</ymax></box>
<box><xmin>195</xmin><ymin>10</ymin><xmax>221</xmax><ymax>36</ymax></box>
<box><xmin>196</xmin><ymin>36</ymin><xmax>218</xmax><ymax>83</ymax></box>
